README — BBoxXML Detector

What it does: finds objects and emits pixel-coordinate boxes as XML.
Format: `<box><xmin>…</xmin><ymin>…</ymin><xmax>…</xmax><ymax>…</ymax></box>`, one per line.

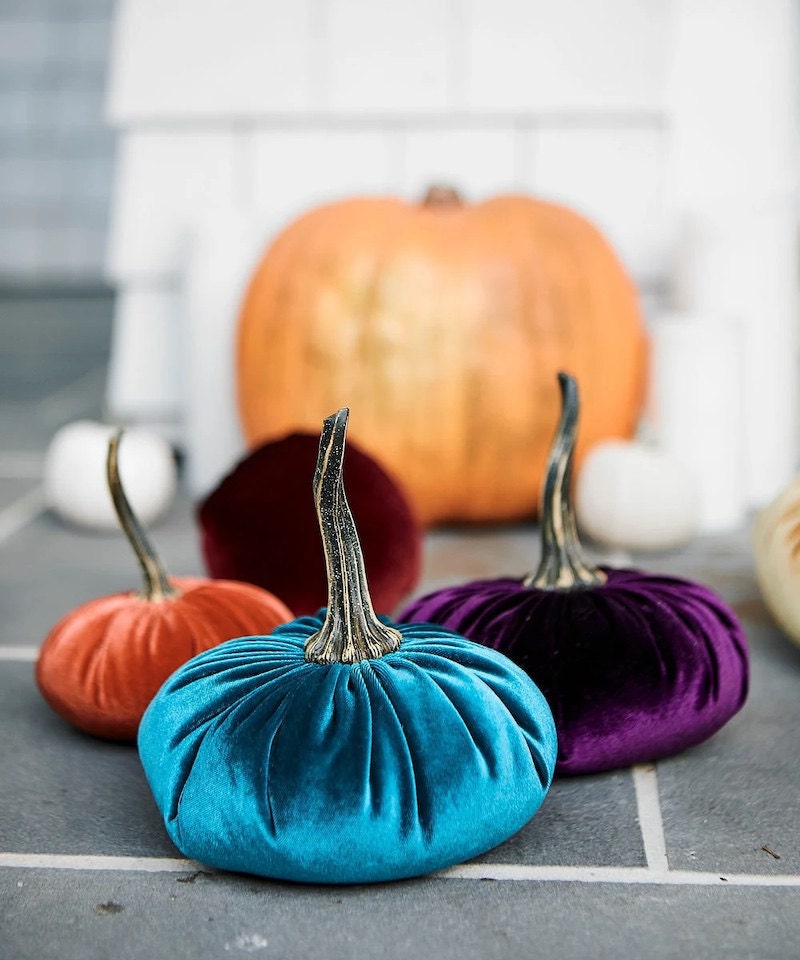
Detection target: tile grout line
<box><xmin>1</xmin><ymin>854</ymin><xmax>798</xmax><ymax>886</ymax></box>
<box><xmin>439</xmin><ymin>864</ymin><xmax>800</xmax><ymax>886</ymax></box>
<box><xmin>632</xmin><ymin>763</ymin><xmax>670</xmax><ymax>872</ymax></box>
<box><xmin>0</xmin><ymin>647</ymin><xmax>38</xmax><ymax>661</ymax></box>
<box><xmin>39</xmin><ymin>365</ymin><xmax>108</xmax><ymax>425</ymax></box>
<box><xmin>0</xmin><ymin>485</ymin><xmax>45</xmax><ymax>546</ymax></box>
<box><xmin>37</xmin><ymin>364</ymin><xmax>107</xmax><ymax>409</ymax></box>
<box><xmin>0</xmin><ymin>854</ymin><xmax>205</xmax><ymax>874</ymax></box>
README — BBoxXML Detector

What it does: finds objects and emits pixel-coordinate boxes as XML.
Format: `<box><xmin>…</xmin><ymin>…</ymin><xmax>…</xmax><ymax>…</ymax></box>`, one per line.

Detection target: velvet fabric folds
<box><xmin>35</xmin><ymin>577</ymin><xmax>292</xmax><ymax>742</ymax></box>
<box><xmin>399</xmin><ymin>569</ymin><xmax>749</xmax><ymax>775</ymax></box>
<box><xmin>138</xmin><ymin>615</ymin><xmax>557</xmax><ymax>884</ymax></box>
<box><xmin>197</xmin><ymin>433</ymin><xmax>422</xmax><ymax>616</ymax></box>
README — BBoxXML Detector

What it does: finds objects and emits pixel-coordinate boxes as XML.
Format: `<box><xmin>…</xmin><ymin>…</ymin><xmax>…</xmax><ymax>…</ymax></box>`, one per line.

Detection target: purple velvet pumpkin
<box><xmin>399</xmin><ymin>373</ymin><xmax>749</xmax><ymax>775</ymax></box>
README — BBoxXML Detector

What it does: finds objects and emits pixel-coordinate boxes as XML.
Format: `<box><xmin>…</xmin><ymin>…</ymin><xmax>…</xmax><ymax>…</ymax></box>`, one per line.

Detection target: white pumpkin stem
<box><xmin>523</xmin><ymin>373</ymin><xmax>607</xmax><ymax>591</ymax></box>
<box><xmin>107</xmin><ymin>431</ymin><xmax>180</xmax><ymax>602</ymax></box>
<box><xmin>304</xmin><ymin>408</ymin><xmax>402</xmax><ymax>664</ymax></box>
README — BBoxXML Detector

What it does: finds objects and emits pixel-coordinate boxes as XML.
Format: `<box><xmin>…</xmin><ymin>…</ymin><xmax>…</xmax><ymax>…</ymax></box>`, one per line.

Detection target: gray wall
<box><xmin>0</xmin><ymin>0</ymin><xmax>115</xmax><ymax>285</ymax></box>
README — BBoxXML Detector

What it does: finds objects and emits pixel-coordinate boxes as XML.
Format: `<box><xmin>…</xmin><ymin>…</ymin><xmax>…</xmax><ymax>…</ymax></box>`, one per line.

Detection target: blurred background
<box><xmin>1</xmin><ymin>0</ymin><xmax>798</xmax><ymax>536</ymax></box>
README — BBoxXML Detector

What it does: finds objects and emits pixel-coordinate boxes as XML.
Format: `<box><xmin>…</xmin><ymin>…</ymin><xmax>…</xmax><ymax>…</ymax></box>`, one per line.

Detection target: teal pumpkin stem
<box><xmin>522</xmin><ymin>372</ymin><xmax>607</xmax><ymax>591</ymax></box>
<box><xmin>304</xmin><ymin>408</ymin><xmax>402</xmax><ymax>664</ymax></box>
<box><xmin>107</xmin><ymin>431</ymin><xmax>180</xmax><ymax>603</ymax></box>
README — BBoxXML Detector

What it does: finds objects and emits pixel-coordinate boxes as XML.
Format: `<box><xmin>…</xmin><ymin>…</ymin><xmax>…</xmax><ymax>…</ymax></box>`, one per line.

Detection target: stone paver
<box><xmin>2</xmin><ymin>294</ymin><xmax>800</xmax><ymax>959</ymax></box>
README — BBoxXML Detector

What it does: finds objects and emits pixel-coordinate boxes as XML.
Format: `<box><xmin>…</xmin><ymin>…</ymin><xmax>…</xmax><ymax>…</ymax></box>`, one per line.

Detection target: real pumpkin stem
<box><xmin>107</xmin><ymin>432</ymin><xmax>180</xmax><ymax>603</ymax></box>
<box><xmin>304</xmin><ymin>408</ymin><xmax>402</xmax><ymax>664</ymax></box>
<box><xmin>421</xmin><ymin>184</ymin><xmax>465</xmax><ymax>208</ymax></box>
<box><xmin>522</xmin><ymin>373</ymin><xmax>607</xmax><ymax>591</ymax></box>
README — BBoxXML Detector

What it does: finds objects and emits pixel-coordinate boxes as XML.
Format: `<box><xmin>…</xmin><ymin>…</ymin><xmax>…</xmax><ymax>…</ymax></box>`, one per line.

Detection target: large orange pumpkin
<box><xmin>237</xmin><ymin>188</ymin><xmax>648</xmax><ymax>525</ymax></box>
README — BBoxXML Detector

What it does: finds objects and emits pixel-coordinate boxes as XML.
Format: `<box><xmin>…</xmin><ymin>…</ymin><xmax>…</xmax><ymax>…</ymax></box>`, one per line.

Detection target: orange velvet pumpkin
<box><xmin>36</xmin><ymin>432</ymin><xmax>293</xmax><ymax>741</ymax></box>
<box><xmin>237</xmin><ymin>188</ymin><xmax>649</xmax><ymax>525</ymax></box>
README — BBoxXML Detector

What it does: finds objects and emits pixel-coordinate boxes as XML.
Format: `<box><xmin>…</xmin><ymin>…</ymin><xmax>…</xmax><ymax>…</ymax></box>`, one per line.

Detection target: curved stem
<box><xmin>107</xmin><ymin>431</ymin><xmax>179</xmax><ymax>602</ymax></box>
<box><xmin>522</xmin><ymin>373</ymin><xmax>606</xmax><ymax>591</ymax></box>
<box><xmin>304</xmin><ymin>409</ymin><xmax>402</xmax><ymax>664</ymax></box>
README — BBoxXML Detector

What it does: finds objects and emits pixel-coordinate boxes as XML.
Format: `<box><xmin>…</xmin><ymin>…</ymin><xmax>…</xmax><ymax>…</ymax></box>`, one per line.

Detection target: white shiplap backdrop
<box><xmin>104</xmin><ymin>0</ymin><xmax>800</xmax><ymax>524</ymax></box>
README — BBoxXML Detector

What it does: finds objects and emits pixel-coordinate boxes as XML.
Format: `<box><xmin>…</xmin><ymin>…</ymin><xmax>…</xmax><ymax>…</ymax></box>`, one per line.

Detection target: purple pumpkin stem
<box><xmin>304</xmin><ymin>408</ymin><xmax>402</xmax><ymax>665</ymax></box>
<box><xmin>524</xmin><ymin>373</ymin><xmax>606</xmax><ymax>591</ymax></box>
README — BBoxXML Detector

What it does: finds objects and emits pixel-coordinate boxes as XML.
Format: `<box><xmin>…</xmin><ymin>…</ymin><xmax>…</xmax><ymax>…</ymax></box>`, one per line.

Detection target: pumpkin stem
<box><xmin>107</xmin><ymin>431</ymin><xmax>180</xmax><ymax>602</ymax></box>
<box><xmin>422</xmin><ymin>184</ymin><xmax>465</xmax><ymax>208</ymax></box>
<box><xmin>304</xmin><ymin>408</ymin><xmax>402</xmax><ymax>664</ymax></box>
<box><xmin>522</xmin><ymin>373</ymin><xmax>607</xmax><ymax>591</ymax></box>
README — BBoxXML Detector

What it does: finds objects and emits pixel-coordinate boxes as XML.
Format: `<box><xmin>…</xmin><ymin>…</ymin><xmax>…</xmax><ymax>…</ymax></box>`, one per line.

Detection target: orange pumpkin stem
<box><xmin>421</xmin><ymin>184</ymin><xmax>465</xmax><ymax>208</ymax></box>
<box><xmin>523</xmin><ymin>373</ymin><xmax>607</xmax><ymax>592</ymax></box>
<box><xmin>107</xmin><ymin>432</ymin><xmax>180</xmax><ymax>603</ymax></box>
<box><xmin>304</xmin><ymin>409</ymin><xmax>402</xmax><ymax>664</ymax></box>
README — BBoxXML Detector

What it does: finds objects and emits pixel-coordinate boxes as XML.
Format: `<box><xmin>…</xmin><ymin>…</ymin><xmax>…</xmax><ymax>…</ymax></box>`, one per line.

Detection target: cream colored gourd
<box><xmin>44</xmin><ymin>421</ymin><xmax>177</xmax><ymax>530</ymax></box>
<box><xmin>753</xmin><ymin>477</ymin><xmax>800</xmax><ymax>645</ymax></box>
<box><xmin>575</xmin><ymin>440</ymin><xmax>699</xmax><ymax>551</ymax></box>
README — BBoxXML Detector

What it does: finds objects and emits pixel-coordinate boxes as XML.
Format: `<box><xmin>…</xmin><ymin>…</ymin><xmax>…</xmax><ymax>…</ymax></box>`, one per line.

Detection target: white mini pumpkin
<box><xmin>575</xmin><ymin>440</ymin><xmax>699</xmax><ymax>552</ymax></box>
<box><xmin>44</xmin><ymin>420</ymin><xmax>177</xmax><ymax>530</ymax></box>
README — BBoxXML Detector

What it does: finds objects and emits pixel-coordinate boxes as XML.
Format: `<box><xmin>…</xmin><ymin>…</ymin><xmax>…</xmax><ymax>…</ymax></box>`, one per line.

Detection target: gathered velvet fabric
<box><xmin>399</xmin><ymin>569</ymin><xmax>749</xmax><ymax>775</ymax></box>
<box><xmin>35</xmin><ymin>577</ymin><xmax>292</xmax><ymax>742</ymax></box>
<box><xmin>138</xmin><ymin>614</ymin><xmax>557</xmax><ymax>884</ymax></box>
<box><xmin>197</xmin><ymin>433</ymin><xmax>422</xmax><ymax>616</ymax></box>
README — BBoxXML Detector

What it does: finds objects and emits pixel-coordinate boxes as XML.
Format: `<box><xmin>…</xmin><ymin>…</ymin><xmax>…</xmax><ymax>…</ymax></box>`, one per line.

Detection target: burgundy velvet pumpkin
<box><xmin>399</xmin><ymin>374</ymin><xmax>749</xmax><ymax>775</ymax></box>
<box><xmin>198</xmin><ymin>432</ymin><xmax>423</xmax><ymax>616</ymax></box>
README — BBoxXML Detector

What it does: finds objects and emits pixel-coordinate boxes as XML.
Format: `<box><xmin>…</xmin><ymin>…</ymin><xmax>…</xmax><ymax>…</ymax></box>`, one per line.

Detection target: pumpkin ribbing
<box><xmin>399</xmin><ymin>374</ymin><xmax>749</xmax><ymax>774</ymax></box>
<box><xmin>237</xmin><ymin>192</ymin><xmax>648</xmax><ymax>525</ymax></box>
<box><xmin>138</xmin><ymin>408</ymin><xmax>557</xmax><ymax>883</ymax></box>
<box><xmin>35</xmin><ymin>433</ymin><xmax>292</xmax><ymax>740</ymax></box>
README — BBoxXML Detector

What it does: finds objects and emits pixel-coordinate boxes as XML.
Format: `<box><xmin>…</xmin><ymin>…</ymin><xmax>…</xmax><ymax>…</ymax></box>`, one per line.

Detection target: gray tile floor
<box><xmin>1</xmin><ymin>294</ymin><xmax>799</xmax><ymax>959</ymax></box>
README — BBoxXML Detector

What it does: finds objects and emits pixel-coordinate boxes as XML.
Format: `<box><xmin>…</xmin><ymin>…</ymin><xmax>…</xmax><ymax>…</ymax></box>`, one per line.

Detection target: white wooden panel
<box><xmin>107</xmin><ymin>0</ymin><xmax>314</xmax><ymax>121</ymax></box>
<box><xmin>673</xmin><ymin>202</ymin><xmax>800</xmax><ymax>509</ymax></box>
<box><xmin>465</xmin><ymin>0</ymin><xmax>672</xmax><ymax>113</ymax></box>
<box><xmin>251</xmin><ymin>127</ymin><xmax>398</xmax><ymax>241</ymax></box>
<box><xmin>327</xmin><ymin>0</ymin><xmax>451</xmax><ymax>112</ymax></box>
<box><xmin>181</xmin><ymin>209</ymin><xmax>262</xmax><ymax>496</ymax></box>
<box><xmin>649</xmin><ymin>315</ymin><xmax>748</xmax><ymax>532</ymax></box>
<box><xmin>106</xmin><ymin>130</ymin><xmax>240</xmax><ymax>280</ymax></box>
<box><xmin>668</xmin><ymin>0</ymin><xmax>798</xmax><ymax>205</ymax></box>
<box><xmin>106</xmin><ymin>284</ymin><xmax>184</xmax><ymax>435</ymax></box>
<box><xmin>401</xmin><ymin>126</ymin><xmax>518</xmax><ymax>201</ymax></box>
<box><xmin>667</xmin><ymin>0</ymin><xmax>799</xmax><ymax>506</ymax></box>
<box><xmin>530</xmin><ymin>125</ymin><xmax>669</xmax><ymax>281</ymax></box>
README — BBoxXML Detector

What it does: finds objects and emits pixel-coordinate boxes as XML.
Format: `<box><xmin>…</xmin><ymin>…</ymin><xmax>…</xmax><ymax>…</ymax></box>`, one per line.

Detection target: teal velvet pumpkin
<box><xmin>138</xmin><ymin>614</ymin><xmax>555</xmax><ymax>883</ymax></box>
<box><xmin>138</xmin><ymin>408</ymin><xmax>557</xmax><ymax>884</ymax></box>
